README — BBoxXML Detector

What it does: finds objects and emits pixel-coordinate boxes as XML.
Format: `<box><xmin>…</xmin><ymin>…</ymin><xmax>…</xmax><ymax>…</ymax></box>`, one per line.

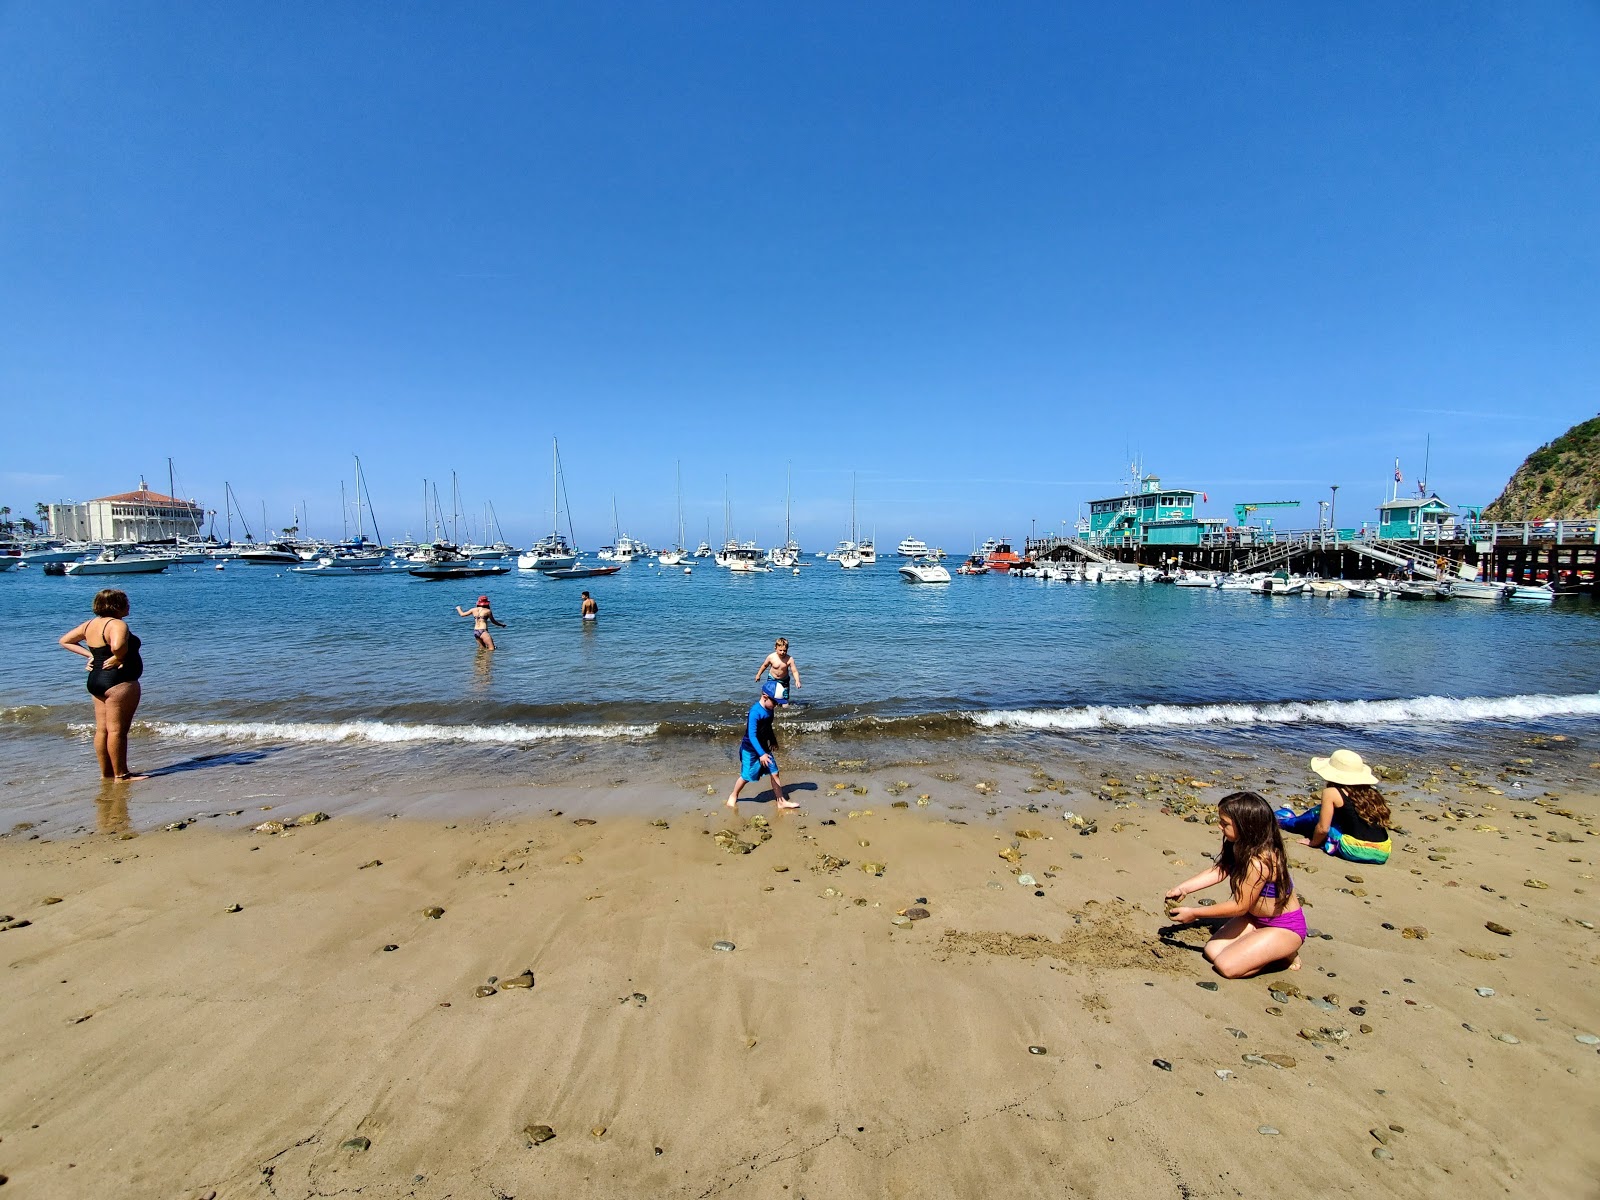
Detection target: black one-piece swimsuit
<box><xmin>87</xmin><ymin>630</ymin><xmax>143</xmax><ymax>700</ymax></box>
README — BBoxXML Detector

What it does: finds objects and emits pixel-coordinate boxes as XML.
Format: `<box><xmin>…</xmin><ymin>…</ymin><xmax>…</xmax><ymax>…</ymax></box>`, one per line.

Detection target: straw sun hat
<box><xmin>1310</xmin><ymin>749</ymin><xmax>1379</xmax><ymax>786</ymax></box>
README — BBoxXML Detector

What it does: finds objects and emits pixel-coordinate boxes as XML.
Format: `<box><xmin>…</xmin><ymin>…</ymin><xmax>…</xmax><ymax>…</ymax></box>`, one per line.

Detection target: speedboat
<box><xmin>896</xmin><ymin>536</ymin><xmax>929</xmax><ymax>558</ymax></box>
<box><xmin>236</xmin><ymin>542</ymin><xmax>302</xmax><ymax>565</ymax></box>
<box><xmin>1507</xmin><ymin>582</ymin><xmax>1556</xmax><ymax>603</ymax></box>
<box><xmin>1345</xmin><ymin>581</ymin><xmax>1389</xmax><ymax>599</ymax></box>
<box><xmin>900</xmin><ymin>556</ymin><xmax>951</xmax><ymax>583</ymax></box>
<box><xmin>1308</xmin><ymin>580</ymin><xmax>1349</xmax><ymax>597</ymax></box>
<box><xmin>1393</xmin><ymin>581</ymin><xmax>1451</xmax><ymax>601</ymax></box>
<box><xmin>956</xmin><ymin>554</ymin><xmax>988</xmax><ymax>575</ymax></box>
<box><xmin>1174</xmin><ymin>571</ymin><xmax>1220</xmax><ymax>588</ymax></box>
<box><xmin>1447</xmin><ymin>577</ymin><xmax>1512</xmax><ymax>601</ymax></box>
<box><xmin>65</xmin><ymin>547</ymin><xmax>171</xmax><ymax>576</ymax></box>
<box><xmin>857</xmin><ymin>538</ymin><xmax>877</xmax><ymax>564</ymax></box>
<box><xmin>542</xmin><ymin>563</ymin><xmax>621</xmax><ymax>580</ymax></box>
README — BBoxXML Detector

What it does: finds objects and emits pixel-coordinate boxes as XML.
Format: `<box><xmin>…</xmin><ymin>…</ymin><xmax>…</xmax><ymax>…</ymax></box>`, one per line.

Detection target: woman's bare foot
<box><xmin>116</xmin><ymin>773</ymin><xmax>150</xmax><ymax>782</ymax></box>
<box><xmin>1288</xmin><ymin>954</ymin><xmax>1302</xmax><ymax>971</ymax></box>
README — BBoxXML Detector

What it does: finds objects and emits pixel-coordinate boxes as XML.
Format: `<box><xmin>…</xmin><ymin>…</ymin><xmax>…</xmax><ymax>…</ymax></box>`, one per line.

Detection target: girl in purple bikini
<box><xmin>1165</xmin><ymin>791</ymin><xmax>1305</xmax><ymax>979</ymax></box>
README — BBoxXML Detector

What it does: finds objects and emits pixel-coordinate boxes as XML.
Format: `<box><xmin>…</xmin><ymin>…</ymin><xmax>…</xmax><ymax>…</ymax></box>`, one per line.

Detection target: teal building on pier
<box><xmin>1085</xmin><ymin>476</ymin><xmax>1224</xmax><ymax>547</ymax></box>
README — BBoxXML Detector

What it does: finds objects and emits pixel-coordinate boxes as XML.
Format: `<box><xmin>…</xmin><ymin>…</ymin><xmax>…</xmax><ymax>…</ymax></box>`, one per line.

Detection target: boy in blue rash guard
<box><xmin>727</xmin><ymin>680</ymin><xmax>801</xmax><ymax>810</ymax></box>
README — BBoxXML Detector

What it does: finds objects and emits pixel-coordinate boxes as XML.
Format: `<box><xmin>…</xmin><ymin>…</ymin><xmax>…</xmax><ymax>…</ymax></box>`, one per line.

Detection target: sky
<box><xmin>2</xmin><ymin>2</ymin><xmax>1597</xmax><ymax>549</ymax></box>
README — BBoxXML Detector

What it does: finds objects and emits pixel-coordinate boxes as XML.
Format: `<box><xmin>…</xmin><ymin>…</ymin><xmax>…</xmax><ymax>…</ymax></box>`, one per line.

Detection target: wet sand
<box><xmin>0</xmin><ymin>756</ymin><xmax>1597</xmax><ymax>1198</ymax></box>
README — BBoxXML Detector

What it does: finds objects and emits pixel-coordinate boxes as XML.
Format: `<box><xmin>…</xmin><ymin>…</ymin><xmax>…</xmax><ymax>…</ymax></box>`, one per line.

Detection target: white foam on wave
<box><xmin>969</xmin><ymin>692</ymin><xmax>1600</xmax><ymax>733</ymax></box>
<box><xmin>129</xmin><ymin>719</ymin><xmax>659</xmax><ymax>745</ymax></box>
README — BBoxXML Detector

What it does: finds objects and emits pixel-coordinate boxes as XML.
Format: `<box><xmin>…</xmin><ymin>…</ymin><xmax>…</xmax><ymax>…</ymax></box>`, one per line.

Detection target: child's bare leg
<box><xmin>1211</xmin><ymin>927</ymin><xmax>1304</xmax><ymax>979</ymax></box>
<box><xmin>726</xmin><ymin>778</ymin><xmax>746</xmax><ymax>808</ymax></box>
<box><xmin>771</xmin><ymin>772</ymin><xmax>799</xmax><ymax>809</ymax></box>
<box><xmin>1201</xmin><ymin>915</ymin><xmax>1252</xmax><ymax>963</ymax></box>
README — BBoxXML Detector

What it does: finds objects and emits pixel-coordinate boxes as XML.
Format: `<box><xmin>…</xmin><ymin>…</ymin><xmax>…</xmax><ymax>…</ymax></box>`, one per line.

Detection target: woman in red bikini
<box><xmin>1165</xmin><ymin>791</ymin><xmax>1305</xmax><ymax>978</ymax></box>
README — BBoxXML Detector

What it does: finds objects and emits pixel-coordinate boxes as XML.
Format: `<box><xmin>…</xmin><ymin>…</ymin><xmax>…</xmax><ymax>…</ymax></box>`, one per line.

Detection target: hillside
<box><xmin>1482</xmin><ymin>414</ymin><xmax>1600</xmax><ymax>522</ymax></box>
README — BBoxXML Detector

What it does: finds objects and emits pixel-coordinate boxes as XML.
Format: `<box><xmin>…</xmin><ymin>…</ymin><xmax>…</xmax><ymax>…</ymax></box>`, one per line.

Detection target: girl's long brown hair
<box><xmin>1333</xmin><ymin>783</ymin><xmax>1390</xmax><ymax>826</ymax></box>
<box><xmin>1216</xmin><ymin>792</ymin><xmax>1291</xmax><ymax>912</ymax></box>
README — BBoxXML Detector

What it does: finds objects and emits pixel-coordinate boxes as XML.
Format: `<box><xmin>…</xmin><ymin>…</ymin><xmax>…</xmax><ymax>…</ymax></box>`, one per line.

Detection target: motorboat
<box><xmin>1252</xmin><ymin>570</ymin><xmax>1305</xmax><ymax>596</ymax></box>
<box><xmin>65</xmin><ymin>547</ymin><xmax>171</xmax><ymax>576</ymax></box>
<box><xmin>236</xmin><ymin>542</ymin><xmax>302</xmax><ymax>565</ymax></box>
<box><xmin>1344</xmin><ymin>582</ymin><xmax>1389</xmax><ymax>599</ymax></box>
<box><xmin>694</xmin><ymin>541</ymin><xmax>713</xmax><ymax>558</ymax></box>
<box><xmin>462</xmin><ymin>542</ymin><xmax>515</xmax><ymax>560</ymax></box>
<box><xmin>1308</xmin><ymin>580</ymin><xmax>1350</xmax><ymax>597</ymax></box>
<box><xmin>1447</xmin><ymin>577</ymin><xmax>1512</xmax><ymax>601</ymax></box>
<box><xmin>1507</xmin><ymin>583</ymin><xmax>1556</xmax><ymax>603</ymax></box>
<box><xmin>825</xmin><ymin>539</ymin><xmax>857</xmax><ymax>562</ymax></box>
<box><xmin>1393</xmin><ymin>581</ymin><xmax>1451</xmax><ymax>601</ymax></box>
<box><xmin>721</xmin><ymin>545</ymin><xmax>770</xmax><ymax>572</ymax></box>
<box><xmin>658</xmin><ymin>548</ymin><xmax>685</xmax><ymax>567</ymax></box>
<box><xmin>1174</xmin><ymin>571</ymin><xmax>1220</xmax><ymax>588</ymax></box>
<box><xmin>838</xmin><ymin>548</ymin><xmax>865</xmax><ymax>569</ymax></box>
<box><xmin>1217</xmin><ymin>574</ymin><xmax>1254</xmax><ymax>591</ymax></box>
<box><xmin>20</xmin><ymin>543</ymin><xmax>92</xmax><ymax>565</ymax></box>
<box><xmin>956</xmin><ymin>554</ymin><xmax>988</xmax><ymax>575</ymax></box>
<box><xmin>896</xmin><ymin>536</ymin><xmax>929</xmax><ymax>558</ymax></box>
<box><xmin>857</xmin><ymin>538</ymin><xmax>877</xmax><ymax>564</ymax></box>
<box><xmin>542</xmin><ymin>564</ymin><xmax>621</xmax><ymax>580</ymax></box>
<box><xmin>899</xmin><ymin>556</ymin><xmax>951</xmax><ymax>583</ymax></box>
<box><xmin>406</xmin><ymin>542</ymin><xmax>509</xmax><ymax>580</ymax></box>
<box><xmin>983</xmin><ymin>540</ymin><xmax>1024</xmax><ymax>573</ymax></box>
<box><xmin>291</xmin><ymin>554</ymin><xmax>404</xmax><ymax>576</ymax></box>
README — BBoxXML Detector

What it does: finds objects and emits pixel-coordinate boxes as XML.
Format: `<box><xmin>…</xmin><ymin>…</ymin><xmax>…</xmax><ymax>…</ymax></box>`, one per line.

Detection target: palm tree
<box><xmin>0</xmin><ymin>506</ymin><xmax>11</xmax><ymax>536</ymax></box>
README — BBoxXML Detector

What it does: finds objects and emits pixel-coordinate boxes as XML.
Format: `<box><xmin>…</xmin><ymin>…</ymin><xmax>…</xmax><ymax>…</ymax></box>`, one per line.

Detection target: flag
<box><xmin>1394</xmin><ymin>466</ymin><xmax>1403</xmax><ymax>483</ymax></box>
<box><xmin>1202</xmin><ymin>492</ymin><xmax>1209</xmax><ymax>502</ymax></box>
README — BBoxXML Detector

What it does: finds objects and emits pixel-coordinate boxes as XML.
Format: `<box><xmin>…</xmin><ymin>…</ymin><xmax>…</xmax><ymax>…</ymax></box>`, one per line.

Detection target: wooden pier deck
<box><xmin>1025</xmin><ymin>523</ymin><xmax>1599</xmax><ymax>594</ymax></box>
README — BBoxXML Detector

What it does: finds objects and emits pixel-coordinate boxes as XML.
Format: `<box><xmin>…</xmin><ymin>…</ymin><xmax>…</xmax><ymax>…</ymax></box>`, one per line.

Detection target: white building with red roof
<box><xmin>49</xmin><ymin>479</ymin><xmax>204</xmax><ymax>543</ymax></box>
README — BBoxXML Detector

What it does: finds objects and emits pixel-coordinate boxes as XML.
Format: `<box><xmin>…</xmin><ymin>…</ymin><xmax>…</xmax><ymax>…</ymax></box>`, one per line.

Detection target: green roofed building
<box><xmin>1085</xmin><ymin>475</ymin><xmax>1225</xmax><ymax>547</ymax></box>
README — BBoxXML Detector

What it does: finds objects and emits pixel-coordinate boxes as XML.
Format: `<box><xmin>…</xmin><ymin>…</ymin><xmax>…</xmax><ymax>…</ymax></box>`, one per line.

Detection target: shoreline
<box><xmin>1</xmin><ymin>765</ymin><xmax>1596</xmax><ymax>1197</ymax></box>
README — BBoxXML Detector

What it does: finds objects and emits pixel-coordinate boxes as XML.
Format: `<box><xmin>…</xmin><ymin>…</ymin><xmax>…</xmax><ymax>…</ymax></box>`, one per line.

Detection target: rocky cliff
<box><xmin>1482</xmin><ymin>414</ymin><xmax>1600</xmax><ymax>522</ymax></box>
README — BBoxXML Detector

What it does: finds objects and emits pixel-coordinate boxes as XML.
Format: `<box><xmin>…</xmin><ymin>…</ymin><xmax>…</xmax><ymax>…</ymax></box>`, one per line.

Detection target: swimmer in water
<box><xmin>456</xmin><ymin>594</ymin><xmax>507</xmax><ymax>650</ymax></box>
<box><xmin>581</xmin><ymin>591</ymin><xmax>598</xmax><ymax>620</ymax></box>
<box><xmin>755</xmin><ymin>636</ymin><xmax>800</xmax><ymax>700</ymax></box>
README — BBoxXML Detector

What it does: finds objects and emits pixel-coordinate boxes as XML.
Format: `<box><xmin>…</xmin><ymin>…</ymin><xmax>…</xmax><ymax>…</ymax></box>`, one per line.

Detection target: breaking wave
<box><xmin>134</xmin><ymin>719</ymin><xmax>659</xmax><ymax>745</ymax></box>
<box><xmin>969</xmin><ymin>692</ymin><xmax>1600</xmax><ymax>733</ymax></box>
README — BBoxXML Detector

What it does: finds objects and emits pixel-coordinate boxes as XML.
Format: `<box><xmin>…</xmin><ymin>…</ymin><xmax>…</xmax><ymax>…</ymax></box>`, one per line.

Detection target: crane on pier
<box><xmin>1234</xmin><ymin>500</ymin><xmax>1301</xmax><ymax>532</ymax></box>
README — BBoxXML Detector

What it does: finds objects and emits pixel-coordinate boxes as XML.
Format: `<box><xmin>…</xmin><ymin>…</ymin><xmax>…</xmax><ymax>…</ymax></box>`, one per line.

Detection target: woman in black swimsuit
<box><xmin>58</xmin><ymin>588</ymin><xmax>148</xmax><ymax>781</ymax></box>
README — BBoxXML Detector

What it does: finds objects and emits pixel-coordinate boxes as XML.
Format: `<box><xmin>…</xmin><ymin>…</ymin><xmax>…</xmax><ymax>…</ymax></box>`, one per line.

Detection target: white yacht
<box><xmin>65</xmin><ymin>547</ymin><xmax>171</xmax><ymax>576</ymax></box>
<box><xmin>899</xmin><ymin>555</ymin><xmax>951</xmax><ymax>583</ymax></box>
<box><xmin>857</xmin><ymin>537</ymin><xmax>877</xmax><ymax>564</ymax></box>
<box><xmin>520</xmin><ymin>439</ymin><xmax>582</xmax><ymax>570</ymax></box>
<box><xmin>838</xmin><ymin>548</ymin><xmax>865</xmax><ymax>569</ymax></box>
<box><xmin>896</xmin><ymin>536</ymin><xmax>929</xmax><ymax>558</ymax></box>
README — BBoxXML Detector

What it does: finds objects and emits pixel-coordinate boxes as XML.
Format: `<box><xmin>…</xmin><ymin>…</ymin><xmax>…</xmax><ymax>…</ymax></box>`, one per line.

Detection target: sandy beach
<box><xmin>1</xmin><ymin>753</ymin><xmax>1597</xmax><ymax>1199</ymax></box>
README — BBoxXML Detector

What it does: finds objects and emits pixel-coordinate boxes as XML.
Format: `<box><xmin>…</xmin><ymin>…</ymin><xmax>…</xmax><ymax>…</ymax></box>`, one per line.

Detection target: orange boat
<box><xmin>983</xmin><ymin>539</ymin><xmax>1024</xmax><ymax>572</ymax></box>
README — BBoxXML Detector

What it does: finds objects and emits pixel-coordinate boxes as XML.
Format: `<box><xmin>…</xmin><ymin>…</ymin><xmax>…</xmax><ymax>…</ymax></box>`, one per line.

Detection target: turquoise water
<box><xmin>3</xmin><ymin>559</ymin><xmax>1598</xmax><ymax>801</ymax></box>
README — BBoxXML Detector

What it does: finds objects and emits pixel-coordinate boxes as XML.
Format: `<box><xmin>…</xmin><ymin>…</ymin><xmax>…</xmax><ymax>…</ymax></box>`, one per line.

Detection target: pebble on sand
<box><xmin>1152</xmin><ymin>1058</ymin><xmax>1173</xmax><ymax>1071</ymax></box>
<box><xmin>1485</xmin><ymin>922</ymin><xmax>1514</xmax><ymax>936</ymax></box>
<box><xmin>562</xmin><ymin>854</ymin><xmax>584</xmax><ymax>865</ymax></box>
<box><xmin>342</xmin><ymin>1136</ymin><xmax>371</xmax><ymax>1152</ymax></box>
<box><xmin>1028</xmin><ymin>1045</ymin><xmax>1047</xmax><ymax>1055</ymax></box>
<box><xmin>225</xmin><ymin>904</ymin><xmax>242</xmax><ymax>914</ymax></box>
<box><xmin>422</xmin><ymin>906</ymin><xmax>445</xmax><ymax>919</ymax></box>
<box><xmin>523</xmin><ymin>1124</ymin><xmax>556</xmax><ymax>1146</ymax></box>
<box><xmin>358</xmin><ymin>860</ymin><xmax>382</xmax><ymax>869</ymax></box>
<box><xmin>1575</xmin><ymin>1034</ymin><xmax>1600</xmax><ymax>1045</ymax></box>
<box><xmin>1493</xmin><ymin>1033</ymin><xmax>1521</xmax><ymax>1044</ymax></box>
<box><xmin>40</xmin><ymin>896</ymin><xmax>63</xmax><ymax>905</ymax></box>
<box><xmin>712</xmin><ymin>940</ymin><xmax>736</xmax><ymax>952</ymax></box>
<box><xmin>500</xmin><ymin>972</ymin><xmax>535</xmax><ymax>989</ymax></box>
<box><xmin>474</xmin><ymin>985</ymin><xmax>497</xmax><ymax>998</ymax></box>
<box><xmin>1258</xmin><ymin>1126</ymin><xmax>1280</xmax><ymax>1136</ymax></box>
<box><xmin>1373</xmin><ymin>1147</ymin><xmax>1394</xmax><ymax>1161</ymax></box>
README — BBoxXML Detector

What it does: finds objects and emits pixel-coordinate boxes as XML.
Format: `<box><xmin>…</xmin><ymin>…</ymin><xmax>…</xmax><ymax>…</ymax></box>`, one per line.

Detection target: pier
<box><xmin>1026</xmin><ymin>522</ymin><xmax>1600</xmax><ymax>595</ymax></box>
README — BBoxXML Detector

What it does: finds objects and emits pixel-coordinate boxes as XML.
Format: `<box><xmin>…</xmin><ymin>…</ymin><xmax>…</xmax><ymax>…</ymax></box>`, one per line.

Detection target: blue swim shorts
<box><xmin>740</xmin><ymin>747</ymin><xmax>777</xmax><ymax>783</ymax></box>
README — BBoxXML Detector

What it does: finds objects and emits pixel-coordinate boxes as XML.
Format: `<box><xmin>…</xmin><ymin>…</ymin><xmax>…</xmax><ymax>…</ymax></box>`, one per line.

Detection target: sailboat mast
<box><xmin>354</xmin><ymin>456</ymin><xmax>364</xmax><ymax>541</ymax></box>
<box><xmin>676</xmin><ymin>460</ymin><xmax>684</xmax><ymax>549</ymax></box>
<box><xmin>341</xmin><ymin>481</ymin><xmax>349</xmax><ymax>540</ymax></box>
<box><xmin>785</xmin><ymin>464</ymin><xmax>792</xmax><ymax>545</ymax></box>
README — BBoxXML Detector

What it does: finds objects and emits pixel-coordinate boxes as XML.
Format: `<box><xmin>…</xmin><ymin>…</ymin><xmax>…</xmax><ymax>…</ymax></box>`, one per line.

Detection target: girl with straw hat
<box><xmin>1275</xmin><ymin>749</ymin><xmax>1391</xmax><ymax>864</ymax></box>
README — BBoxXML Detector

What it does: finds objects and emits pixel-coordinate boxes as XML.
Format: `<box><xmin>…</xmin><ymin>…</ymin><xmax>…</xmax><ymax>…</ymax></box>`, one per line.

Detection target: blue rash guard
<box><xmin>739</xmin><ymin>700</ymin><xmax>778</xmax><ymax>781</ymax></box>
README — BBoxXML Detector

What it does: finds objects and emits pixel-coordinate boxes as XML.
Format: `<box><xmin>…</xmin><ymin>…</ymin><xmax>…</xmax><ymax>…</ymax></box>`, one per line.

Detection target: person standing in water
<box><xmin>58</xmin><ymin>588</ymin><xmax>149</xmax><ymax>781</ymax></box>
<box><xmin>727</xmin><ymin>680</ymin><xmax>801</xmax><ymax>810</ymax></box>
<box><xmin>581</xmin><ymin>591</ymin><xmax>598</xmax><ymax>620</ymax></box>
<box><xmin>754</xmin><ymin>636</ymin><xmax>800</xmax><ymax>700</ymax></box>
<box><xmin>456</xmin><ymin>594</ymin><xmax>507</xmax><ymax>650</ymax></box>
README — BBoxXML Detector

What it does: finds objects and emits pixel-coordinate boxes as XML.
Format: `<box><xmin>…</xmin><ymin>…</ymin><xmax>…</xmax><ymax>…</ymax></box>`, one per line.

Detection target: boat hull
<box><xmin>65</xmin><ymin>558</ymin><xmax>170</xmax><ymax>576</ymax></box>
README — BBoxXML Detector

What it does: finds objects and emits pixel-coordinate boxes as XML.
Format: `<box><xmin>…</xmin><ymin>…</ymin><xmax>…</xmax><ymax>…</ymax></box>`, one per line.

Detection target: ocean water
<box><xmin>3</xmin><ymin>560</ymin><xmax>1598</xmax><ymax>813</ymax></box>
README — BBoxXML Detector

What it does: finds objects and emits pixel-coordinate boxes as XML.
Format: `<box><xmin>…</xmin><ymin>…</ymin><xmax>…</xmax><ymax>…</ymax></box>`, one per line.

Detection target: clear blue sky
<box><xmin>3</xmin><ymin>2</ymin><xmax>1597</xmax><ymax>548</ymax></box>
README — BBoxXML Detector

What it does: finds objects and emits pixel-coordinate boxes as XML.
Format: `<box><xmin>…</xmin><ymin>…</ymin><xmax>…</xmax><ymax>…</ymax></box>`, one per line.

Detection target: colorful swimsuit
<box><xmin>1255</xmin><ymin>879</ymin><xmax>1308</xmax><ymax>940</ymax></box>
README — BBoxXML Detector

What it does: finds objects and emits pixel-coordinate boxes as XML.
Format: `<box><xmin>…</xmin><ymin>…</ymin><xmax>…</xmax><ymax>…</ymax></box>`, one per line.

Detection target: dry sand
<box><xmin>1</xmin><ymin>762</ymin><xmax>1597</xmax><ymax>1199</ymax></box>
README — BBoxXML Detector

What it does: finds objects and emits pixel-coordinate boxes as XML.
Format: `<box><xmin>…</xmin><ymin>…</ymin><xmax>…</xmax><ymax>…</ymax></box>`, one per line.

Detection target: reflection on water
<box><xmin>95</xmin><ymin>780</ymin><xmax>130</xmax><ymax>834</ymax></box>
<box><xmin>471</xmin><ymin>645</ymin><xmax>495</xmax><ymax>694</ymax></box>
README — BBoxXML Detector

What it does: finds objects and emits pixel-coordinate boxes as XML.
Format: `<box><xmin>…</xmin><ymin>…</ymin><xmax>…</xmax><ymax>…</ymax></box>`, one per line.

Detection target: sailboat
<box><xmin>838</xmin><ymin>473</ymin><xmax>865</xmax><ymax>568</ymax></box>
<box><xmin>658</xmin><ymin>463</ymin><xmax>687</xmax><ymax>566</ymax></box>
<box><xmin>518</xmin><ymin>439</ymin><xmax>581</xmax><ymax>571</ymax></box>
<box><xmin>768</xmin><ymin>466</ymin><xmax>801</xmax><ymax>568</ymax></box>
